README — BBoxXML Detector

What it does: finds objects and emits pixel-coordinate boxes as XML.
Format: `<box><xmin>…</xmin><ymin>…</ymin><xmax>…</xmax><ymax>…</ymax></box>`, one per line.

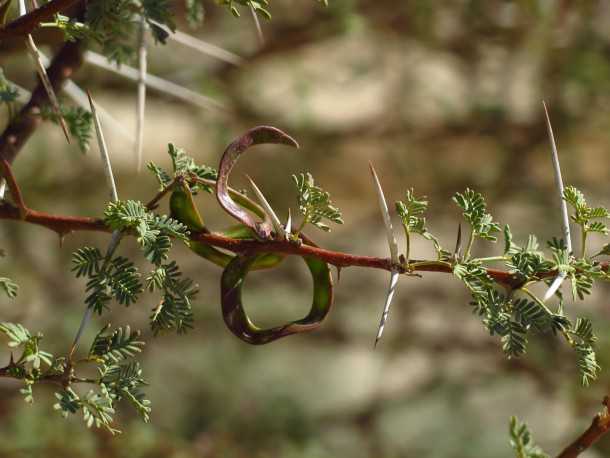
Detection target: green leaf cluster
<box><xmin>505</xmin><ymin>235</ymin><xmax>553</xmax><ymax>280</ymax></box>
<box><xmin>89</xmin><ymin>325</ymin><xmax>144</xmax><ymax>363</ymax></box>
<box><xmin>508</xmin><ymin>416</ymin><xmax>548</xmax><ymax>458</ymax></box>
<box><xmin>168</xmin><ymin>143</ymin><xmax>217</xmax><ymax>193</ymax></box>
<box><xmin>0</xmin><ymin>276</ymin><xmax>18</xmax><ymax>298</ymax></box>
<box><xmin>216</xmin><ymin>0</ymin><xmax>328</xmax><ymax>18</ymax></box>
<box><xmin>0</xmin><ymin>322</ymin><xmax>53</xmax><ymax>370</ymax></box>
<box><xmin>86</xmin><ymin>0</ymin><xmax>175</xmax><ymax>64</ymax></box>
<box><xmin>148</xmin><ymin>143</ymin><xmax>217</xmax><ymax>194</ymax></box>
<box><xmin>453</xmin><ymin>188</ymin><xmax>500</xmax><ymax>257</ymax></box>
<box><xmin>54</xmin><ymin>387</ymin><xmax>120</xmax><ymax>433</ymax></box>
<box><xmin>564</xmin><ymin>186</ymin><xmax>609</xmax><ymax>233</ymax></box>
<box><xmin>564</xmin><ymin>185</ymin><xmax>610</xmax><ymax>257</ymax></box>
<box><xmin>73</xmin><ymin>246</ymin><xmax>143</xmax><ymax>314</ymax></box>
<box><xmin>148</xmin><ymin>261</ymin><xmax>197</xmax><ymax>334</ymax></box>
<box><xmin>450</xmin><ymin>220</ymin><xmax>601</xmax><ymax>383</ymax></box>
<box><xmin>395</xmin><ymin>189</ymin><xmax>440</xmax><ymax>260</ymax></box>
<box><xmin>216</xmin><ymin>0</ymin><xmax>272</xmax><ymax>19</ymax></box>
<box><xmin>99</xmin><ymin>361</ymin><xmax>151</xmax><ymax>422</ymax></box>
<box><xmin>41</xmin><ymin>14</ymin><xmax>90</xmax><ymax>42</ymax></box>
<box><xmin>185</xmin><ymin>0</ymin><xmax>205</xmax><ymax>27</ymax></box>
<box><xmin>49</xmin><ymin>323</ymin><xmax>150</xmax><ymax>433</ymax></box>
<box><xmin>104</xmin><ymin>199</ymin><xmax>189</xmax><ymax>265</ymax></box>
<box><xmin>293</xmin><ymin>172</ymin><xmax>343</xmax><ymax>232</ymax></box>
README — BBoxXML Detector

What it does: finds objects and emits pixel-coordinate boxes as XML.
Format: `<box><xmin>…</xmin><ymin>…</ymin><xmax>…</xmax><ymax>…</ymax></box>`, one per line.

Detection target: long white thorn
<box><xmin>146</xmin><ymin>19</ymin><xmax>244</xmax><ymax>66</ymax></box>
<box><xmin>369</xmin><ymin>163</ymin><xmax>399</xmax><ymax>264</ymax></box>
<box><xmin>285</xmin><ymin>208</ymin><xmax>292</xmax><ymax>240</ymax></box>
<box><xmin>369</xmin><ymin>162</ymin><xmax>400</xmax><ymax>346</ymax></box>
<box><xmin>249</xmin><ymin>2</ymin><xmax>265</xmax><ymax>46</ymax></box>
<box><xmin>375</xmin><ymin>271</ymin><xmax>399</xmax><ymax>347</ymax></box>
<box><xmin>26</xmin><ymin>36</ymin><xmax>70</xmax><ymax>143</ymax></box>
<box><xmin>20</xmin><ymin>0</ymin><xmax>69</xmax><ymax>144</ymax></box>
<box><xmin>543</xmin><ymin>101</ymin><xmax>572</xmax><ymax>254</ymax></box>
<box><xmin>88</xmin><ymin>91</ymin><xmax>118</xmax><ymax>202</ymax></box>
<box><xmin>542</xmin><ymin>101</ymin><xmax>572</xmax><ymax>302</ymax></box>
<box><xmin>245</xmin><ymin>174</ymin><xmax>284</xmax><ymax>237</ymax></box>
<box><xmin>543</xmin><ymin>272</ymin><xmax>566</xmax><ymax>302</ymax></box>
<box><xmin>85</xmin><ymin>52</ymin><xmax>224</xmax><ymax>111</ymax></box>
<box><xmin>136</xmin><ymin>16</ymin><xmax>148</xmax><ymax>172</ymax></box>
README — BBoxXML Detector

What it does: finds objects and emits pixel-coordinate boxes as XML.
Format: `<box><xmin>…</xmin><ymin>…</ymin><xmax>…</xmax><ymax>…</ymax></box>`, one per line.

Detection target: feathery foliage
<box><xmin>508</xmin><ymin>417</ymin><xmax>548</xmax><ymax>458</ymax></box>
<box><xmin>0</xmin><ymin>276</ymin><xmax>18</xmax><ymax>298</ymax></box>
<box><xmin>293</xmin><ymin>172</ymin><xmax>343</xmax><ymax>232</ymax></box>
<box><xmin>453</xmin><ymin>188</ymin><xmax>500</xmax><ymax>259</ymax></box>
<box><xmin>395</xmin><ymin>189</ymin><xmax>440</xmax><ymax>260</ymax></box>
<box><xmin>41</xmin><ymin>14</ymin><xmax>90</xmax><ymax>42</ymax></box>
<box><xmin>185</xmin><ymin>0</ymin><xmax>205</xmax><ymax>27</ymax></box>
<box><xmin>89</xmin><ymin>325</ymin><xmax>145</xmax><ymax>363</ymax></box>
<box><xmin>564</xmin><ymin>185</ymin><xmax>610</xmax><ymax>258</ymax></box>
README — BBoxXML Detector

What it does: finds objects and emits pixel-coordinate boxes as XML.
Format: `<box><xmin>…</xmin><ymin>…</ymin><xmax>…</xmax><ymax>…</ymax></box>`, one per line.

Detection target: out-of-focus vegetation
<box><xmin>3</xmin><ymin>1</ymin><xmax>610</xmax><ymax>456</ymax></box>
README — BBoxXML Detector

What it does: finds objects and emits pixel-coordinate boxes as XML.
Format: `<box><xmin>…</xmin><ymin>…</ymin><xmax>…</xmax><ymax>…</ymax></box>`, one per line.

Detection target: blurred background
<box><xmin>2</xmin><ymin>1</ymin><xmax>610</xmax><ymax>456</ymax></box>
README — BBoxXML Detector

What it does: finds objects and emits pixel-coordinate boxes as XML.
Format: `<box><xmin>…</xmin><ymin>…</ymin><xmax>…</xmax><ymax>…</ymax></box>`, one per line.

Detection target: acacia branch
<box><xmin>0</xmin><ymin>200</ymin><xmax>566</xmax><ymax>288</ymax></box>
<box><xmin>0</xmin><ymin>0</ymin><xmax>81</xmax><ymax>40</ymax></box>
<box><xmin>557</xmin><ymin>397</ymin><xmax>610</xmax><ymax>458</ymax></box>
<box><xmin>0</xmin><ymin>202</ymin><xmax>106</xmax><ymax>235</ymax></box>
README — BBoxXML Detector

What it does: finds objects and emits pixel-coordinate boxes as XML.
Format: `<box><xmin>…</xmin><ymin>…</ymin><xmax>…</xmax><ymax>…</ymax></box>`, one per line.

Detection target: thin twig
<box><xmin>135</xmin><ymin>15</ymin><xmax>148</xmax><ymax>172</ymax></box>
<box><xmin>145</xmin><ymin>177</ymin><xmax>180</xmax><ymax>210</ymax></box>
<box><xmin>557</xmin><ymin>397</ymin><xmax>610</xmax><ymax>458</ymax></box>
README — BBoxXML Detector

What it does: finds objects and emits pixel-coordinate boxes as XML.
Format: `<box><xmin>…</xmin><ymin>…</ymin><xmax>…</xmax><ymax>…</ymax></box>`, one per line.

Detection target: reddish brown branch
<box><xmin>0</xmin><ymin>202</ymin><xmax>107</xmax><ymax>235</ymax></box>
<box><xmin>0</xmin><ymin>39</ymin><xmax>83</xmax><ymax>164</ymax></box>
<box><xmin>0</xmin><ymin>0</ymin><xmax>81</xmax><ymax>41</ymax></box>
<box><xmin>557</xmin><ymin>397</ymin><xmax>610</xmax><ymax>458</ymax></box>
<box><xmin>0</xmin><ymin>201</ymin><xmax>542</xmax><ymax>288</ymax></box>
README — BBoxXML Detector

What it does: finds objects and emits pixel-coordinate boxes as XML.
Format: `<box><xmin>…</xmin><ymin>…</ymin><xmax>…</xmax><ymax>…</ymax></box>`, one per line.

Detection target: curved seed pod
<box><xmin>216</xmin><ymin>126</ymin><xmax>299</xmax><ymax>239</ymax></box>
<box><xmin>169</xmin><ymin>182</ymin><xmax>206</xmax><ymax>231</ymax></box>
<box><xmin>170</xmin><ymin>181</ymin><xmax>285</xmax><ymax>270</ymax></box>
<box><xmin>169</xmin><ymin>182</ymin><xmax>232</xmax><ymax>268</ymax></box>
<box><xmin>220</xmin><ymin>254</ymin><xmax>334</xmax><ymax>345</ymax></box>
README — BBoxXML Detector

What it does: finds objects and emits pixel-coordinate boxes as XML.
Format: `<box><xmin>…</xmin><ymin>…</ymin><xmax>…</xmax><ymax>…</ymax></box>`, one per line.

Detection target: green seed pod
<box><xmin>220</xmin><ymin>253</ymin><xmax>334</xmax><ymax>345</ymax></box>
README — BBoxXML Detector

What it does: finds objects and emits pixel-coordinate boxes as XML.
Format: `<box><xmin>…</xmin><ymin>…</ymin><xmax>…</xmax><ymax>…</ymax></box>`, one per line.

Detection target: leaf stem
<box><xmin>464</xmin><ymin>229</ymin><xmax>476</xmax><ymax>260</ymax></box>
<box><xmin>477</xmin><ymin>256</ymin><xmax>508</xmax><ymax>263</ymax></box>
